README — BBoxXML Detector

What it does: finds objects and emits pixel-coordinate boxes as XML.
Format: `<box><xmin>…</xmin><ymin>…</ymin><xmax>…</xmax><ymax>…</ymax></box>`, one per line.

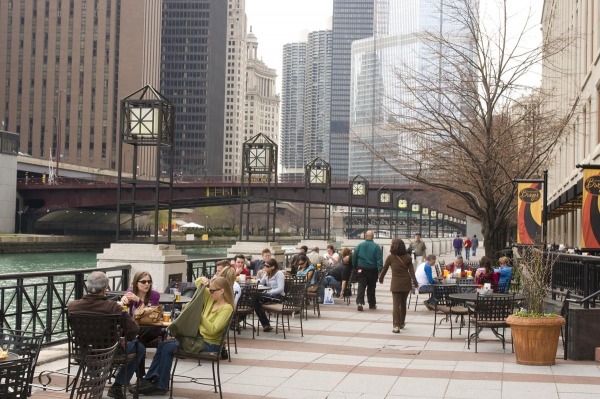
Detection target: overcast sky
<box><xmin>245</xmin><ymin>0</ymin><xmax>543</xmax><ymax>94</ymax></box>
<box><xmin>245</xmin><ymin>0</ymin><xmax>333</xmax><ymax>90</ymax></box>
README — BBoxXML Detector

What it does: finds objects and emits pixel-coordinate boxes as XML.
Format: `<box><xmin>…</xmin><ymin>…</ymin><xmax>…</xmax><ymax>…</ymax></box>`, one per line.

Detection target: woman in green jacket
<box><xmin>134</xmin><ymin>276</ymin><xmax>233</xmax><ymax>396</ymax></box>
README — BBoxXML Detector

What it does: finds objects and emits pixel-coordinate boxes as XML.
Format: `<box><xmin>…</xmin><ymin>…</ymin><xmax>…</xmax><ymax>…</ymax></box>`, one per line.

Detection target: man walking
<box><xmin>352</xmin><ymin>230</ymin><xmax>383</xmax><ymax>311</ymax></box>
<box><xmin>452</xmin><ymin>234</ymin><xmax>463</xmax><ymax>257</ymax></box>
<box><xmin>471</xmin><ymin>235</ymin><xmax>479</xmax><ymax>257</ymax></box>
<box><xmin>409</xmin><ymin>233</ymin><xmax>427</xmax><ymax>265</ymax></box>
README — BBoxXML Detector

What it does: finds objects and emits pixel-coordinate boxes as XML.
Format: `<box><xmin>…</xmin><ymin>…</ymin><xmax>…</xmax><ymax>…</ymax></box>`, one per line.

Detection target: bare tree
<box><xmin>352</xmin><ymin>0</ymin><xmax>574</xmax><ymax>258</ymax></box>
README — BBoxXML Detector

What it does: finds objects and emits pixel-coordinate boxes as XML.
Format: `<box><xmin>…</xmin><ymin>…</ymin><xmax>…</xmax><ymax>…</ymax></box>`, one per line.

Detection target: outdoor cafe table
<box><xmin>449</xmin><ymin>292</ymin><xmax>525</xmax><ymax>304</ymax></box>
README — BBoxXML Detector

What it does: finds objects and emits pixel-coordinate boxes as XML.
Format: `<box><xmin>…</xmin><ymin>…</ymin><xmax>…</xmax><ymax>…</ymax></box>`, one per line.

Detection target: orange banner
<box><xmin>517</xmin><ymin>182</ymin><xmax>543</xmax><ymax>245</ymax></box>
<box><xmin>581</xmin><ymin>168</ymin><xmax>600</xmax><ymax>249</ymax></box>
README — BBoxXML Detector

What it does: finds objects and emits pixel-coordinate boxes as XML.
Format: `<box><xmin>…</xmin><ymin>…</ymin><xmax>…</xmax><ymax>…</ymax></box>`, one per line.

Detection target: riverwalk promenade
<box><xmin>32</xmin><ymin>250</ymin><xmax>600</xmax><ymax>398</ymax></box>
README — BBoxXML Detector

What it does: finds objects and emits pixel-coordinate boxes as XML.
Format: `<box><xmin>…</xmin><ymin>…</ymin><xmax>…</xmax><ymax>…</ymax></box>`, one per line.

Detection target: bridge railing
<box><xmin>0</xmin><ymin>264</ymin><xmax>131</xmax><ymax>346</ymax></box>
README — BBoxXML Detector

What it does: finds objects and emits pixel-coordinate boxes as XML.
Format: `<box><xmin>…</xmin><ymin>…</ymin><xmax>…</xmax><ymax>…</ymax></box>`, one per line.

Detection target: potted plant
<box><xmin>506</xmin><ymin>245</ymin><xmax>564</xmax><ymax>365</ymax></box>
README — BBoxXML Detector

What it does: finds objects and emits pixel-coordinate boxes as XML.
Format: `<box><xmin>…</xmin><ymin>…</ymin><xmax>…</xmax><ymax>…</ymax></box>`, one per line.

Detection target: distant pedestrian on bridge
<box><xmin>352</xmin><ymin>230</ymin><xmax>383</xmax><ymax>311</ymax></box>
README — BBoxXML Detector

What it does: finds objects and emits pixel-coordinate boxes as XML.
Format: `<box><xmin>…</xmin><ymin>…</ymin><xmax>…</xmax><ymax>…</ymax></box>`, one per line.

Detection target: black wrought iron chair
<box><xmin>67</xmin><ymin>313</ymin><xmax>139</xmax><ymax>398</ymax></box>
<box><xmin>0</xmin><ymin>328</ymin><xmax>45</xmax><ymax>396</ymax></box>
<box><xmin>431</xmin><ymin>285</ymin><xmax>468</xmax><ymax>339</ymax></box>
<box><xmin>169</xmin><ymin>314</ymin><xmax>234</xmax><ymax>399</ymax></box>
<box><xmin>0</xmin><ymin>357</ymin><xmax>33</xmax><ymax>399</ymax></box>
<box><xmin>32</xmin><ymin>342</ymin><xmax>119</xmax><ymax>399</ymax></box>
<box><xmin>262</xmin><ymin>282</ymin><xmax>306</xmax><ymax>339</ymax></box>
<box><xmin>234</xmin><ymin>284</ymin><xmax>259</xmax><ymax>342</ymax></box>
<box><xmin>304</xmin><ymin>270</ymin><xmax>323</xmax><ymax>319</ymax></box>
<box><xmin>467</xmin><ymin>293</ymin><xmax>515</xmax><ymax>352</ymax></box>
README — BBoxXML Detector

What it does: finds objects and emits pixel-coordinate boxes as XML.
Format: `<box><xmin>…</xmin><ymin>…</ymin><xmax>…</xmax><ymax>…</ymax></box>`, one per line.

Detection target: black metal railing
<box><xmin>0</xmin><ymin>264</ymin><xmax>131</xmax><ymax>346</ymax></box>
<box><xmin>551</xmin><ymin>253</ymin><xmax>600</xmax><ymax>301</ymax></box>
<box><xmin>185</xmin><ymin>257</ymin><xmax>229</xmax><ymax>281</ymax></box>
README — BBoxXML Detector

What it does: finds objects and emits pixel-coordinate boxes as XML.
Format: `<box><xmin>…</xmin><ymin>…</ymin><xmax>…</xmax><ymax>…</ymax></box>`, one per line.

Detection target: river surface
<box><xmin>0</xmin><ymin>246</ymin><xmax>229</xmax><ymax>275</ymax></box>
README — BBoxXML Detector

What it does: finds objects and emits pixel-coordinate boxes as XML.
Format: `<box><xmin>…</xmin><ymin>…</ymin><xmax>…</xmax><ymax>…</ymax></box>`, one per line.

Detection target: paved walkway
<box><xmin>33</xmin><ymin>250</ymin><xmax>600</xmax><ymax>398</ymax></box>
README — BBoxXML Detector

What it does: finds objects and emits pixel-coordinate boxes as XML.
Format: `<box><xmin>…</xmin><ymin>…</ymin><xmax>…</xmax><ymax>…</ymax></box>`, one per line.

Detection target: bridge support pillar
<box><xmin>97</xmin><ymin>243</ymin><xmax>187</xmax><ymax>292</ymax></box>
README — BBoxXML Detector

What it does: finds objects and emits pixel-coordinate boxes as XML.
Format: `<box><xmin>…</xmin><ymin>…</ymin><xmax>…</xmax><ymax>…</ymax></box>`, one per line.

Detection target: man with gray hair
<box><xmin>68</xmin><ymin>271</ymin><xmax>144</xmax><ymax>399</ymax></box>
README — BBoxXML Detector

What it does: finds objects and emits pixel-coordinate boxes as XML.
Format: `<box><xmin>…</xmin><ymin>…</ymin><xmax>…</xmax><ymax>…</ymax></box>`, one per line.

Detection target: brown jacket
<box><xmin>67</xmin><ymin>293</ymin><xmax>139</xmax><ymax>340</ymax></box>
<box><xmin>380</xmin><ymin>253</ymin><xmax>417</xmax><ymax>292</ymax></box>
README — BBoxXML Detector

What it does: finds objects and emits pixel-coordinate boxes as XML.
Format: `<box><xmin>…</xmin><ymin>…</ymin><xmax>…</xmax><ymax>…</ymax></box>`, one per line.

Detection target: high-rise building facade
<box><xmin>161</xmin><ymin>0</ymin><xmax>228</xmax><ymax>179</ymax></box>
<box><xmin>0</xmin><ymin>0</ymin><xmax>160</xmax><ymax>174</ymax></box>
<box><xmin>542</xmin><ymin>0</ymin><xmax>600</xmax><ymax>248</ymax></box>
<box><xmin>304</xmin><ymin>30</ymin><xmax>332</xmax><ymax>165</ymax></box>
<box><xmin>222</xmin><ymin>0</ymin><xmax>247</xmax><ymax>182</ymax></box>
<box><xmin>349</xmin><ymin>0</ymin><xmax>474</xmax><ymax>183</ymax></box>
<box><xmin>244</xmin><ymin>32</ymin><xmax>279</xmax><ymax>152</ymax></box>
<box><xmin>330</xmin><ymin>0</ymin><xmax>374</xmax><ymax>182</ymax></box>
<box><xmin>280</xmin><ymin>42</ymin><xmax>307</xmax><ymax>182</ymax></box>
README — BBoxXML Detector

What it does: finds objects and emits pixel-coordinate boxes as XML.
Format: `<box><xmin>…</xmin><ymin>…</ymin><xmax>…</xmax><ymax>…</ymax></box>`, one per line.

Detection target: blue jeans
<box><xmin>454</xmin><ymin>248</ymin><xmax>462</xmax><ymax>256</ymax></box>
<box><xmin>465</xmin><ymin>247</ymin><xmax>471</xmax><ymax>260</ymax></box>
<box><xmin>320</xmin><ymin>275</ymin><xmax>341</xmax><ymax>300</ymax></box>
<box><xmin>115</xmin><ymin>340</ymin><xmax>145</xmax><ymax>386</ymax></box>
<box><xmin>472</xmin><ymin>247</ymin><xmax>477</xmax><ymax>256</ymax></box>
<box><xmin>145</xmin><ymin>340</ymin><xmax>220</xmax><ymax>389</ymax></box>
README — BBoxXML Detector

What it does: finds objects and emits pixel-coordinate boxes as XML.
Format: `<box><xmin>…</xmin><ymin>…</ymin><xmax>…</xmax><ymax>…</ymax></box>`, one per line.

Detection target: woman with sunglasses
<box><xmin>255</xmin><ymin>258</ymin><xmax>285</xmax><ymax>332</ymax></box>
<box><xmin>121</xmin><ymin>271</ymin><xmax>160</xmax><ymax>313</ymax></box>
<box><xmin>136</xmin><ymin>276</ymin><xmax>234</xmax><ymax>395</ymax></box>
<box><xmin>295</xmin><ymin>254</ymin><xmax>315</xmax><ymax>284</ymax></box>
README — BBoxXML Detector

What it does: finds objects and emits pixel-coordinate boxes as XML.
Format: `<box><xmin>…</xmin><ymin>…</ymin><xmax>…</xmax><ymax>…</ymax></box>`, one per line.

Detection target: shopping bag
<box><xmin>323</xmin><ymin>288</ymin><xmax>334</xmax><ymax>305</ymax></box>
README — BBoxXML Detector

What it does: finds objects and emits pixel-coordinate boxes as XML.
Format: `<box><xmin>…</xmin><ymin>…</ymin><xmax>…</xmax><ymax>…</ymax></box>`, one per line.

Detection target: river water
<box><xmin>0</xmin><ymin>246</ymin><xmax>229</xmax><ymax>275</ymax></box>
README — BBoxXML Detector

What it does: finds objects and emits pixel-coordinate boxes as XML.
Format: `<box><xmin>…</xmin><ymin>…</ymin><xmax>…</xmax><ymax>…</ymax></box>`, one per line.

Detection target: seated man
<box><xmin>445</xmin><ymin>255</ymin><xmax>471</xmax><ymax>275</ymax></box>
<box><xmin>415</xmin><ymin>254</ymin><xmax>437</xmax><ymax>310</ymax></box>
<box><xmin>233</xmin><ymin>254</ymin><xmax>250</xmax><ymax>277</ymax></box>
<box><xmin>320</xmin><ymin>261</ymin><xmax>351</xmax><ymax>301</ymax></box>
<box><xmin>68</xmin><ymin>271</ymin><xmax>144</xmax><ymax>399</ymax></box>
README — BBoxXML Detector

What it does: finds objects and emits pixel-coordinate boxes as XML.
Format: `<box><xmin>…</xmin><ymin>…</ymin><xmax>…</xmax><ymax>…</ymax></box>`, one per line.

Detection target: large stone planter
<box><xmin>506</xmin><ymin>315</ymin><xmax>565</xmax><ymax>365</ymax></box>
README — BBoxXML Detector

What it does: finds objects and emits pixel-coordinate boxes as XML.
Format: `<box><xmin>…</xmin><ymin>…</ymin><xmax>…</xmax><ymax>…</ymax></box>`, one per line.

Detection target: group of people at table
<box><xmin>68</xmin><ymin>247</ymin><xmax>348</xmax><ymax>397</ymax></box>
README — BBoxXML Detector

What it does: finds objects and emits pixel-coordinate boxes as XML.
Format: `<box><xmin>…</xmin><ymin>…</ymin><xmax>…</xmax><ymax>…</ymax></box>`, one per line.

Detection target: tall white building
<box><xmin>542</xmin><ymin>0</ymin><xmax>600</xmax><ymax>248</ymax></box>
<box><xmin>304</xmin><ymin>30</ymin><xmax>333</xmax><ymax>164</ymax></box>
<box><xmin>280</xmin><ymin>42</ymin><xmax>307</xmax><ymax>182</ymax></box>
<box><xmin>245</xmin><ymin>32</ymin><xmax>280</xmax><ymax>151</ymax></box>
<box><xmin>349</xmin><ymin>0</ymin><xmax>474</xmax><ymax>183</ymax></box>
<box><xmin>222</xmin><ymin>0</ymin><xmax>247</xmax><ymax>182</ymax></box>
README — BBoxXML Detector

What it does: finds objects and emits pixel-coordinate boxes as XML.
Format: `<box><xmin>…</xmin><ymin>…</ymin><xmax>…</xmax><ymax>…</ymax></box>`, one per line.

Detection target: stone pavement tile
<box><xmin>265</xmin><ymin>386</ymin><xmax>331</xmax><ymax>399</ymax></box>
<box><xmin>311</xmin><ymin>353</ymin><xmax>370</xmax><ymax>366</ymax></box>
<box><xmin>556</xmin><ymin>383</ymin><xmax>600</xmax><ymax>395</ymax></box>
<box><xmin>334</xmin><ymin>373</ymin><xmax>398</xmax><ymax>395</ymax></box>
<box><xmin>284</xmin><ymin>369</ymin><xmax>347</xmax><ymax>391</ymax></box>
<box><xmin>406</xmin><ymin>359</ymin><xmax>457</xmax><ymax>371</ymax></box>
<box><xmin>445</xmin><ymin>379</ymin><xmax>501</xmax><ymax>399</ymax></box>
<box><xmin>500</xmin><ymin>381</ymin><xmax>559</xmax><ymax>399</ymax></box>
<box><xmin>388</xmin><ymin>376</ymin><xmax>450</xmax><ymax>397</ymax></box>
<box><xmin>454</xmin><ymin>360</ymin><xmax>504</xmax><ymax>373</ymax></box>
<box><xmin>502</xmin><ymin>362</ymin><xmax>554</xmax><ymax>375</ymax></box>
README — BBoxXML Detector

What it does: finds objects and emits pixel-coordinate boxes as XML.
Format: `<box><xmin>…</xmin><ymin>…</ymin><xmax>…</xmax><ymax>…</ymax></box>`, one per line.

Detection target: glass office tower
<box><xmin>349</xmin><ymin>0</ymin><xmax>474</xmax><ymax>183</ymax></box>
<box><xmin>330</xmin><ymin>0</ymin><xmax>375</xmax><ymax>182</ymax></box>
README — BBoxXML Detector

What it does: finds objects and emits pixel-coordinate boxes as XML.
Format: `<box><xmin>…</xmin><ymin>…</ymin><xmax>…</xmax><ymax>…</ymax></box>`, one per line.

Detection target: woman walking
<box><xmin>378</xmin><ymin>238</ymin><xmax>418</xmax><ymax>333</ymax></box>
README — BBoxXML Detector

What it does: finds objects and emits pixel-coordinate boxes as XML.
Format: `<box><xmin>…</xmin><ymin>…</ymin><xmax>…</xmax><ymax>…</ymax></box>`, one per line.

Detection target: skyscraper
<box><xmin>245</xmin><ymin>31</ymin><xmax>280</xmax><ymax>153</ymax></box>
<box><xmin>0</xmin><ymin>0</ymin><xmax>160</xmax><ymax>174</ymax></box>
<box><xmin>222</xmin><ymin>0</ymin><xmax>247</xmax><ymax>182</ymax></box>
<box><xmin>161</xmin><ymin>0</ymin><xmax>228</xmax><ymax>179</ymax></box>
<box><xmin>330</xmin><ymin>0</ymin><xmax>374</xmax><ymax>182</ymax></box>
<box><xmin>349</xmin><ymin>0</ymin><xmax>475</xmax><ymax>183</ymax></box>
<box><xmin>280</xmin><ymin>42</ymin><xmax>307</xmax><ymax>182</ymax></box>
<box><xmin>304</xmin><ymin>30</ymin><xmax>332</xmax><ymax>165</ymax></box>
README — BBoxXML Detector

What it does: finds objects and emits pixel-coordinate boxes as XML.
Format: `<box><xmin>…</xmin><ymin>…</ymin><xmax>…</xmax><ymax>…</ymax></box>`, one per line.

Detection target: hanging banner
<box><xmin>517</xmin><ymin>181</ymin><xmax>543</xmax><ymax>245</ymax></box>
<box><xmin>581</xmin><ymin>168</ymin><xmax>600</xmax><ymax>249</ymax></box>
